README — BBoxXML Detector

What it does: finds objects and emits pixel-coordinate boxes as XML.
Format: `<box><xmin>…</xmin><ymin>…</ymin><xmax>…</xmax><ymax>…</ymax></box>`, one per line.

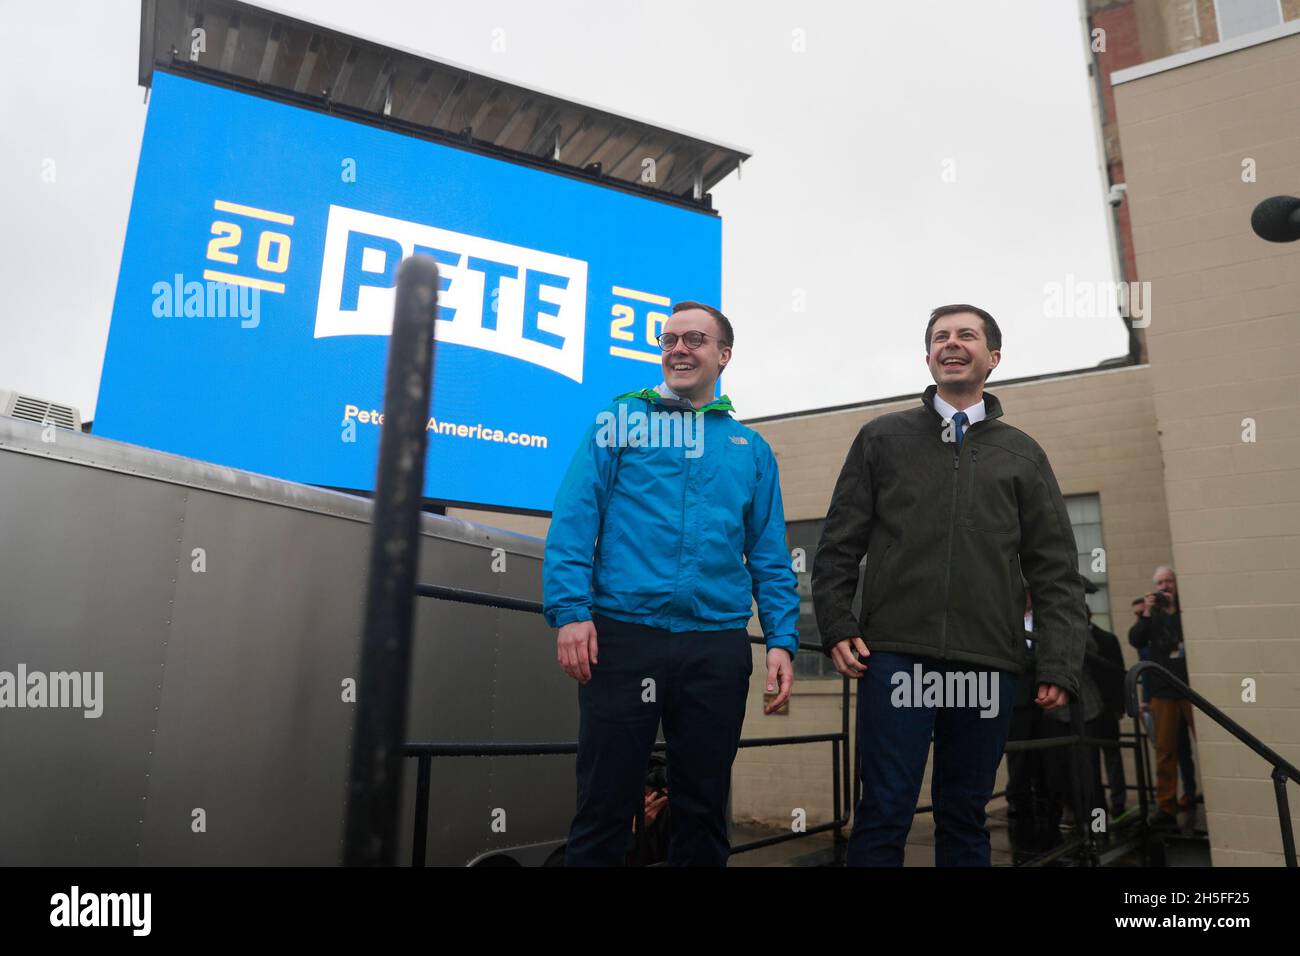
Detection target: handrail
<box><xmin>403</xmin><ymin>733</ymin><xmax>845</xmax><ymax>758</ymax></box>
<box><xmin>409</xmin><ymin>586</ymin><xmax>850</xmax><ymax>865</ymax></box>
<box><xmin>415</xmin><ymin>584</ymin><xmax>543</xmax><ymax>614</ymax></box>
<box><xmin>1125</xmin><ymin>660</ymin><xmax>1298</xmax><ymax>866</ymax></box>
<box><xmin>1124</xmin><ymin>661</ymin><xmax>1300</xmax><ymax>784</ymax></box>
<box><xmin>415</xmin><ymin>581</ymin><xmax>826</xmax><ymax>654</ymax></box>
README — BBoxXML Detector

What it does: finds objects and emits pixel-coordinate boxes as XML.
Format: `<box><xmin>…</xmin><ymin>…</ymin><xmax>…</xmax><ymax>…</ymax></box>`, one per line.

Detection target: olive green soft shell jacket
<box><xmin>812</xmin><ymin>386</ymin><xmax>1087</xmax><ymax>697</ymax></box>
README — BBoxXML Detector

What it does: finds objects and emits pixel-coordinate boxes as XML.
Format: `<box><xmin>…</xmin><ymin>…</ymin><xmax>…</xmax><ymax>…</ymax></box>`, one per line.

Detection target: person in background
<box><xmin>627</xmin><ymin>753</ymin><xmax>671</xmax><ymax>866</ymax></box>
<box><xmin>1040</xmin><ymin>598</ymin><xmax>1105</xmax><ymax>841</ymax></box>
<box><xmin>1128</xmin><ymin>566</ymin><xmax>1194</xmax><ymax>829</ymax></box>
<box><xmin>1005</xmin><ymin>591</ymin><xmax>1059</xmax><ymax>859</ymax></box>
<box><xmin>1131</xmin><ymin>595</ymin><xmax>1196</xmax><ymax>809</ymax></box>
<box><xmin>1084</xmin><ymin>584</ymin><xmax>1127</xmax><ymax>820</ymax></box>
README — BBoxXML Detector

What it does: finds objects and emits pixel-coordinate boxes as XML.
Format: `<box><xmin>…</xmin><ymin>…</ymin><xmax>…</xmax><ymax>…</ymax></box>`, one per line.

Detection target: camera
<box><xmin>645</xmin><ymin>754</ymin><xmax>669</xmax><ymax>794</ymax></box>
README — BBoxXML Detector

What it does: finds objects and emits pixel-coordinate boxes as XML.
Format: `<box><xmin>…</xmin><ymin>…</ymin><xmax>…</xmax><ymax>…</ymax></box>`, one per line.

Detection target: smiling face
<box><xmin>661</xmin><ymin>308</ymin><xmax>731</xmax><ymax>405</ymax></box>
<box><xmin>925</xmin><ymin>312</ymin><xmax>1000</xmax><ymax>397</ymax></box>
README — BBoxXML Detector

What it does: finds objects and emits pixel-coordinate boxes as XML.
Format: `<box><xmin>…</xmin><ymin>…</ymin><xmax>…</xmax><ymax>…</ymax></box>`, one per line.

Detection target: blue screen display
<box><xmin>95</xmin><ymin>72</ymin><xmax>721</xmax><ymax>512</ymax></box>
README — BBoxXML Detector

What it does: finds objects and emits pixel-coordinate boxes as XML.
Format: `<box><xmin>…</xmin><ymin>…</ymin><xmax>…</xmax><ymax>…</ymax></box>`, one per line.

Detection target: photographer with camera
<box><xmin>1128</xmin><ymin>565</ymin><xmax>1195</xmax><ymax>828</ymax></box>
<box><xmin>627</xmin><ymin>754</ymin><xmax>671</xmax><ymax>866</ymax></box>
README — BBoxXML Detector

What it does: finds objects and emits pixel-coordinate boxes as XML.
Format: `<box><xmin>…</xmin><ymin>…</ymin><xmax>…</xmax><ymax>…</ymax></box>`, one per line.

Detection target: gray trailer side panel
<box><xmin>0</xmin><ymin>419</ymin><xmax>575</xmax><ymax>865</ymax></box>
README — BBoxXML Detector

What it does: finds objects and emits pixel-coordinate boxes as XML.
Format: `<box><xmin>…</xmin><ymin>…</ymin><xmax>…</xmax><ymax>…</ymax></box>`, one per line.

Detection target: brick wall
<box><xmin>1113</xmin><ymin>29</ymin><xmax>1300</xmax><ymax>865</ymax></box>
<box><xmin>1092</xmin><ymin>1</ymin><xmax>1145</xmax><ymax>290</ymax></box>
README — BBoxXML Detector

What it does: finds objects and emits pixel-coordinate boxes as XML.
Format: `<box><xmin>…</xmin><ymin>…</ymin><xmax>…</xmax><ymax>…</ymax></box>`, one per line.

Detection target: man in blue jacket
<box><xmin>544</xmin><ymin>301</ymin><xmax>800</xmax><ymax>866</ymax></box>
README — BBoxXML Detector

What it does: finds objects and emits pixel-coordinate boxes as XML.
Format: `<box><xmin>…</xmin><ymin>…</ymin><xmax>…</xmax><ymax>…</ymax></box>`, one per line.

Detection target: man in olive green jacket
<box><xmin>812</xmin><ymin>303</ymin><xmax>1087</xmax><ymax>866</ymax></box>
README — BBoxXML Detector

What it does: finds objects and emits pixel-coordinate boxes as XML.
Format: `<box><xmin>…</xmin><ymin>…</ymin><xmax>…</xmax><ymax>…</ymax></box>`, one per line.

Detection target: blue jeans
<box><xmin>848</xmin><ymin>651</ymin><xmax>1016</xmax><ymax>866</ymax></box>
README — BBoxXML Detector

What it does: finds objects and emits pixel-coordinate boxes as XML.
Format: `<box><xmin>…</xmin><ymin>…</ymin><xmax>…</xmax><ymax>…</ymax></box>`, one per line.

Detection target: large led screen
<box><xmin>95</xmin><ymin>71</ymin><xmax>721</xmax><ymax>512</ymax></box>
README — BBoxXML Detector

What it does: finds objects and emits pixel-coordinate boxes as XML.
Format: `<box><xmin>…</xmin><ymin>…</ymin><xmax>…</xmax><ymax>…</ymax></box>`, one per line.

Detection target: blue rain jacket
<box><xmin>543</xmin><ymin>386</ymin><xmax>800</xmax><ymax>657</ymax></box>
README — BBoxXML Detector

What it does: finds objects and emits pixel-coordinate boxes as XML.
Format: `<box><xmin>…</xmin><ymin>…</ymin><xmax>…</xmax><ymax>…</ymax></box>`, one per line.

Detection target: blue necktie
<box><xmin>952</xmin><ymin>411</ymin><xmax>968</xmax><ymax>450</ymax></box>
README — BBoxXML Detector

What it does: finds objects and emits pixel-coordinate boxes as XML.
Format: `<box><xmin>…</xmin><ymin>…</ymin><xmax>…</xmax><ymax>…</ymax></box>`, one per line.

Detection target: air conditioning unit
<box><xmin>0</xmin><ymin>389</ymin><xmax>82</xmax><ymax>430</ymax></box>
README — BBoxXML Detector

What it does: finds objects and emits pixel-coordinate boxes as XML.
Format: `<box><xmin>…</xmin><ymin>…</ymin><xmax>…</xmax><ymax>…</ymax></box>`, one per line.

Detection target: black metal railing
<box><xmin>906</xmin><ymin>646</ymin><xmax>1157</xmax><ymax>868</ymax></box>
<box><xmin>1126</xmin><ymin>660</ymin><xmax>1299</xmax><ymax>867</ymax></box>
<box><xmin>404</xmin><ymin>582</ymin><xmax>851</xmax><ymax>867</ymax></box>
<box><xmin>1005</xmin><ymin>648</ymin><xmax>1146</xmax><ymax>868</ymax></box>
<box><xmin>995</xmin><ymin>719</ymin><xmax>1151</xmax><ymax>868</ymax></box>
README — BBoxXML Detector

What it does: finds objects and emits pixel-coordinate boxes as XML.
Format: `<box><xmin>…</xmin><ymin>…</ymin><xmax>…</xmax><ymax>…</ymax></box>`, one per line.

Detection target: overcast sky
<box><xmin>0</xmin><ymin>0</ymin><xmax>1129</xmax><ymax>421</ymax></box>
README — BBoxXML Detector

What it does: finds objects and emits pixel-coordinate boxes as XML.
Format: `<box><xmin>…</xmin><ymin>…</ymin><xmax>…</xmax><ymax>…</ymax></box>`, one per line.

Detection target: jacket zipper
<box><xmin>673</xmin><ymin>427</ymin><xmax>692</xmax><ymax>626</ymax></box>
<box><xmin>939</xmin><ymin>432</ymin><xmax>976</xmax><ymax>659</ymax></box>
<box><xmin>645</xmin><ymin>396</ymin><xmax>720</xmax><ymax>628</ymax></box>
<box><xmin>940</xmin><ymin>448</ymin><xmax>960</xmax><ymax>659</ymax></box>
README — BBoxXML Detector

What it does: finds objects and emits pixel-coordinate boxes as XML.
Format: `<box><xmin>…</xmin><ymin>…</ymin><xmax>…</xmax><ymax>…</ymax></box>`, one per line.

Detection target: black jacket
<box><xmin>812</xmin><ymin>386</ymin><xmax>1088</xmax><ymax>697</ymax></box>
<box><xmin>1128</xmin><ymin>607</ymin><xmax>1187</xmax><ymax>698</ymax></box>
<box><xmin>1044</xmin><ymin>631</ymin><xmax>1104</xmax><ymax>725</ymax></box>
<box><xmin>1088</xmin><ymin>623</ymin><xmax>1127</xmax><ymax>717</ymax></box>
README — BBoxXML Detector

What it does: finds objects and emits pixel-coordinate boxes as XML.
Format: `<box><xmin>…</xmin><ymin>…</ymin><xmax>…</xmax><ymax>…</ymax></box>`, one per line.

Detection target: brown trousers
<box><xmin>1150</xmin><ymin>697</ymin><xmax>1195</xmax><ymax>815</ymax></box>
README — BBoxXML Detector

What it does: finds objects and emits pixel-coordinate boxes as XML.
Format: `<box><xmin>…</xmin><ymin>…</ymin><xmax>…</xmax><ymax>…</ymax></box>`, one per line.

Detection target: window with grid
<box><xmin>787</xmin><ymin>518</ymin><xmax>865</xmax><ymax>679</ymax></box>
<box><xmin>1213</xmin><ymin>0</ymin><xmax>1283</xmax><ymax>41</ymax></box>
<box><xmin>1065</xmin><ymin>493</ymin><xmax>1112</xmax><ymax>634</ymax></box>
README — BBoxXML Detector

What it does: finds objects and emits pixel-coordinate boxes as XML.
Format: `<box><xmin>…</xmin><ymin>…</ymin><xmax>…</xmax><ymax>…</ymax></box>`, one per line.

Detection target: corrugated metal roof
<box><xmin>139</xmin><ymin>0</ymin><xmax>750</xmax><ymax>210</ymax></box>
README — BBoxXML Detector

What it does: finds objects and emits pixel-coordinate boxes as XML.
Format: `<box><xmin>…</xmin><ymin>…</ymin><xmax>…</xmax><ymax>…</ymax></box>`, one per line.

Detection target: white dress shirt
<box><xmin>932</xmin><ymin>393</ymin><xmax>986</xmax><ymax>426</ymax></box>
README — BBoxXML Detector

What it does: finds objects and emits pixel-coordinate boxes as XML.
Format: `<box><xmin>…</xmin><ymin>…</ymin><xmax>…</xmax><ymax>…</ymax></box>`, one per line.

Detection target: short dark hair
<box><xmin>925</xmin><ymin>304</ymin><xmax>1001</xmax><ymax>352</ymax></box>
<box><xmin>672</xmin><ymin>300</ymin><xmax>733</xmax><ymax>347</ymax></box>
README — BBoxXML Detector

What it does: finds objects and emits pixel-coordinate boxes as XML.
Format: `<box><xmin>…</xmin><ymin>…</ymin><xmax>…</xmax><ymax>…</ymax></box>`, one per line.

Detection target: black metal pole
<box><xmin>839</xmin><ymin>673</ymin><xmax>850</xmax><ymax>863</ymax></box>
<box><xmin>1068</xmin><ymin>699</ymin><xmax>1098</xmax><ymax>865</ymax></box>
<box><xmin>831</xmin><ymin>739</ymin><xmax>841</xmax><ymax>839</ymax></box>
<box><xmin>412</xmin><ymin>755</ymin><xmax>431</xmax><ymax>867</ymax></box>
<box><xmin>344</xmin><ymin>255</ymin><xmax>440</xmax><ymax>867</ymax></box>
<box><xmin>841</xmin><ymin>674</ymin><xmax>850</xmax><ymax>812</ymax></box>
<box><xmin>1132</xmin><ymin>708</ymin><xmax>1151</xmax><ymax>865</ymax></box>
<box><xmin>1274</xmin><ymin>768</ymin><xmax>1297</xmax><ymax>867</ymax></box>
<box><xmin>853</xmin><ymin>697</ymin><xmax>861</xmax><ymax>821</ymax></box>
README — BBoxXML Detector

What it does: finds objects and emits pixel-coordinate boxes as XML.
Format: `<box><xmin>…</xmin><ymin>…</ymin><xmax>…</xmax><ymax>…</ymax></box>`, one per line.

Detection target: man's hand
<box><xmin>1142</xmin><ymin>593</ymin><xmax>1157</xmax><ymax>618</ymax></box>
<box><xmin>1036</xmin><ymin>683</ymin><xmax>1069</xmax><ymax>710</ymax></box>
<box><xmin>764</xmin><ymin>648</ymin><xmax>794</xmax><ymax>714</ymax></box>
<box><xmin>830</xmin><ymin>637</ymin><xmax>869</xmax><ymax>679</ymax></box>
<box><xmin>557</xmin><ymin>619</ymin><xmax>599</xmax><ymax>683</ymax></box>
<box><xmin>643</xmin><ymin>789</ymin><xmax>668</xmax><ymax>828</ymax></box>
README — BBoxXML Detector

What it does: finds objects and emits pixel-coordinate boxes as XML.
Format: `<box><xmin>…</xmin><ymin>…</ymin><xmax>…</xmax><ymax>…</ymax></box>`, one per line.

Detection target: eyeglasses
<box><xmin>657</xmin><ymin>330</ymin><xmax>725</xmax><ymax>351</ymax></box>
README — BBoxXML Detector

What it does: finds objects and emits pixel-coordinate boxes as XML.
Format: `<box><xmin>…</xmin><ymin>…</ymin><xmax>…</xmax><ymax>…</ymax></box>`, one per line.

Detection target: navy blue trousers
<box><xmin>848</xmin><ymin>651</ymin><xmax>1016</xmax><ymax>867</ymax></box>
<box><xmin>564</xmin><ymin>613</ymin><xmax>752</xmax><ymax>867</ymax></box>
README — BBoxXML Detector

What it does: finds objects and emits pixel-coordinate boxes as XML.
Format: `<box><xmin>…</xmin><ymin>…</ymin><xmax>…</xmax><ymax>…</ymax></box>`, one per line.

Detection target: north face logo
<box><xmin>730</xmin><ymin>435</ymin><xmax>749</xmax><ymax>445</ymax></box>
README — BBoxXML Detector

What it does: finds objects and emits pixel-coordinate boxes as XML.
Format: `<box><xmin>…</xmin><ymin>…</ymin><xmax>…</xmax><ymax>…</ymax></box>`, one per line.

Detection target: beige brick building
<box><xmin>1109</xmin><ymin>22</ymin><xmax>1300</xmax><ymax>865</ymax></box>
<box><xmin>457</xmin><ymin>17</ymin><xmax>1300</xmax><ymax>868</ymax></box>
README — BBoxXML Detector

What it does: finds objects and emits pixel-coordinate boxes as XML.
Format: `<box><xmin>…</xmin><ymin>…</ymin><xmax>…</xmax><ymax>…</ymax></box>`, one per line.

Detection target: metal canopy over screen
<box><xmin>139</xmin><ymin>0</ymin><xmax>750</xmax><ymax>209</ymax></box>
